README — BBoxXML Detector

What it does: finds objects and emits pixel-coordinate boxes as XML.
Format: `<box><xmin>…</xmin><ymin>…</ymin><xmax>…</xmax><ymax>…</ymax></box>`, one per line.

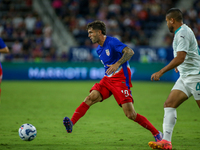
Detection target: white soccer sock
<box><xmin>163</xmin><ymin>107</ymin><xmax>177</xmax><ymax>142</ymax></box>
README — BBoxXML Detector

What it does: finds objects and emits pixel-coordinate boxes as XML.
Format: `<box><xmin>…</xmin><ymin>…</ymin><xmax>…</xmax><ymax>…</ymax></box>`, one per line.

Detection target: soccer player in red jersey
<box><xmin>63</xmin><ymin>20</ymin><xmax>162</xmax><ymax>142</ymax></box>
<box><xmin>0</xmin><ymin>38</ymin><xmax>10</xmax><ymax>100</ymax></box>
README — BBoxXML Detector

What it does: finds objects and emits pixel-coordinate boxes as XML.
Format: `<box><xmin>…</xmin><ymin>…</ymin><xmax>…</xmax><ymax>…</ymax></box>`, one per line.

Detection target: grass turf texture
<box><xmin>0</xmin><ymin>81</ymin><xmax>199</xmax><ymax>150</ymax></box>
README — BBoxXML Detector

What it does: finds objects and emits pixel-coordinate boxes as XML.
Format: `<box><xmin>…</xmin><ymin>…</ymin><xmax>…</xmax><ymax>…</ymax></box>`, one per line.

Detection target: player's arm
<box><xmin>0</xmin><ymin>46</ymin><xmax>9</xmax><ymax>53</ymax></box>
<box><xmin>151</xmin><ymin>51</ymin><xmax>186</xmax><ymax>81</ymax></box>
<box><xmin>117</xmin><ymin>47</ymin><xmax>134</xmax><ymax>66</ymax></box>
<box><xmin>106</xmin><ymin>47</ymin><xmax>134</xmax><ymax>75</ymax></box>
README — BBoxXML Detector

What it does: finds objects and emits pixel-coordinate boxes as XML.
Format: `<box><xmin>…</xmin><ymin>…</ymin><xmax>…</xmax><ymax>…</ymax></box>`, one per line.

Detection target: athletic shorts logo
<box><xmin>106</xmin><ymin>49</ymin><xmax>110</xmax><ymax>56</ymax></box>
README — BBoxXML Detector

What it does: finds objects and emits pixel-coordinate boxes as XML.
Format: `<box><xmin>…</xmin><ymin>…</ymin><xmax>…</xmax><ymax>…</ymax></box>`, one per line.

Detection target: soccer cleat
<box><xmin>154</xmin><ymin>131</ymin><xmax>163</xmax><ymax>142</ymax></box>
<box><xmin>63</xmin><ymin>117</ymin><xmax>73</xmax><ymax>133</ymax></box>
<box><xmin>148</xmin><ymin>139</ymin><xmax>172</xmax><ymax>149</ymax></box>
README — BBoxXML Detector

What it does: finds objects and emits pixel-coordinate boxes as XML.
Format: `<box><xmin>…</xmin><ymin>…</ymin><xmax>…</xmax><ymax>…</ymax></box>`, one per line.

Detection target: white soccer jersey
<box><xmin>172</xmin><ymin>24</ymin><xmax>200</xmax><ymax>77</ymax></box>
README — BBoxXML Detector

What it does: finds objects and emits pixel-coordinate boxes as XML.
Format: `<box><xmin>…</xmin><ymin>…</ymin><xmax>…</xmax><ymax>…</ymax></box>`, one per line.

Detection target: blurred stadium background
<box><xmin>0</xmin><ymin>0</ymin><xmax>200</xmax><ymax>81</ymax></box>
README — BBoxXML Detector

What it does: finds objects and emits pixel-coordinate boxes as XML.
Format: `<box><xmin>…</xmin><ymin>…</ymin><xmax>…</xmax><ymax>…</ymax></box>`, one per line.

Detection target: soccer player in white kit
<box><xmin>148</xmin><ymin>8</ymin><xmax>200</xmax><ymax>150</ymax></box>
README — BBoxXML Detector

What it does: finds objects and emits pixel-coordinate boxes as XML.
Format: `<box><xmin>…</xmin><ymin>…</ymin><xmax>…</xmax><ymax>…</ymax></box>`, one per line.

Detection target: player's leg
<box><xmin>148</xmin><ymin>89</ymin><xmax>188</xmax><ymax>149</ymax></box>
<box><xmin>63</xmin><ymin>90</ymin><xmax>102</xmax><ymax>133</ymax></box>
<box><xmin>148</xmin><ymin>77</ymin><xmax>189</xmax><ymax>149</ymax></box>
<box><xmin>111</xmin><ymin>77</ymin><xmax>162</xmax><ymax>141</ymax></box>
<box><xmin>149</xmin><ymin>76</ymin><xmax>200</xmax><ymax>149</ymax></box>
<box><xmin>163</xmin><ymin>89</ymin><xmax>188</xmax><ymax>140</ymax></box>
<box><xmin>70</xmin><ymin>90</ymin><xmax>102</xmax><ymax>125</ymax></box>
<box><xmin>122</xmin><ymin>102</ymin><xmax>162</xmax><ymax>141</ymax></box>
<box><xmin>121</xmin><ymin>102</ymin><xmax>137</xmax><ymax>120</ymax></box>
<box><xmin>163</xmin><ymin>76</ymin><xmax>200</xmax><ymax>141</ymax></box>
<box><xmin>196</xmin><ymin>100</ymin><xmax>200</xmax><ymax>108</ymax></box>
<box><xmin>64</xmin><ymin>79</ymin><xmax>112</xmax><ymax>133</ymax></box>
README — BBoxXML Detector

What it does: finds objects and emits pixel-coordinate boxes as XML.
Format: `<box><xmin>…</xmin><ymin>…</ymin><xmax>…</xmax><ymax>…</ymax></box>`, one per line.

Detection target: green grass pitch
<box><xmin>0</xmin><ymin>81</ymin><xmax>199</xmax><ymax>150</ymax></box>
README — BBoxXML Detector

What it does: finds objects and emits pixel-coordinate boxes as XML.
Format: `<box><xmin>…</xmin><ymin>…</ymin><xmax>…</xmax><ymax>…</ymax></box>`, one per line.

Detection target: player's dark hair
<box><xmin>166</xmin><ymin>8</ymin><xmax>183</xmax><ymax>22</ymax></box>
<box><xmin>87</xmin><ymin>20</ymin><xmax>106</xmax><ymax>35</ymax></box>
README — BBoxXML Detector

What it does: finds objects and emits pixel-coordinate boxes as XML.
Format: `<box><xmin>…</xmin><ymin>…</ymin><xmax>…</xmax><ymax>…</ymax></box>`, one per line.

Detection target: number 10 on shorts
<box><xmin>121</xmin><ymin>90</ymin><xmax>129</xmax><ymax>97</ymax></box>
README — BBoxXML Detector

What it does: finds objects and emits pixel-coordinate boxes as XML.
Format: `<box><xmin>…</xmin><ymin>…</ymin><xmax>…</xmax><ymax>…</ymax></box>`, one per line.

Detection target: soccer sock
<box><xmin>163</xmin><ymin>107</ymin><xmax>177</xmax><ymax>142</ymax></box>
<box><xmin>134</xmin><ymin>113</ymin><xmax>159</xmax><ymax>136</ymax></box>
<box><xmin>71</xmin><ymin>102</ymin><xmax>90</xmax><ymax>125</ymax></box>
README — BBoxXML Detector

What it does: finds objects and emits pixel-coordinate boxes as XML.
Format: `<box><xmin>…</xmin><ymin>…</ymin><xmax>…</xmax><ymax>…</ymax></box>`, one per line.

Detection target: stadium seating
<box><xmin>51</xmin><ymin>0</ymin><xmax>178</xmax><ymax>46</ymax></box>
<box><xmin>0</xmin><ymin>0</ymin><xmax>56</xmax><ymax>61</ymax></box>
<box><xmin>1</xmin><ymin>0</ymin><xmax>200</xmax><ymax>61</ymax></box>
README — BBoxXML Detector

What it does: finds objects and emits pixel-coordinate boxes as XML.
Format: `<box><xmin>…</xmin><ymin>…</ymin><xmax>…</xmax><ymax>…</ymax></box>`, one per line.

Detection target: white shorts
<box><xmin>172</xmin><ymin>74</ymin><xmax>200</xmax><ymax>100</ymax></box>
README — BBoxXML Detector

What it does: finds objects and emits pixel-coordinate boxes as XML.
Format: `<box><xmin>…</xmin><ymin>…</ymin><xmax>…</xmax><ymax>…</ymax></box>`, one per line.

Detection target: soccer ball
<box><xmin>18</xmin><ymin>123</ymin><xmax>37</xmax><ymax>141</ymax></box>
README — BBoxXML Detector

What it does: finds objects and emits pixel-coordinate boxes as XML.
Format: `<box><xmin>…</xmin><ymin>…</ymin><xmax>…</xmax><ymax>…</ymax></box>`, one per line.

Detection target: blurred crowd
<box><xmin>0</xmin><ymin>0</ymin><xmax>200</xmax><ymax>62</ymax></box>
<box><xmin>0</xmin><ymin>0</ymin><xmax>58</xmax><ymax>62</ymax></box>
<box><xmin>52</xmin><ymin>0</ymin><xmax>178</xmax><ymax>47</ymax></box>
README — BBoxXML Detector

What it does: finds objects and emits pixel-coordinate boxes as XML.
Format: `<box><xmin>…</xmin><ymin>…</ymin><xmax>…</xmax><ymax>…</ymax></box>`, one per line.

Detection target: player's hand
<box><xmin>151</xmin><ymin>71</ymin><xmax>163</xmax><ymax>81</ymax></box>
<box><xmin>175</xmin><ymin>67</ymin><xmax>179</xmax><ymax>73</ymax></box>
<box><xmin>106</xmin><ymin>63</ymin><xmax>120</xmax><ymax>75</ymax></box>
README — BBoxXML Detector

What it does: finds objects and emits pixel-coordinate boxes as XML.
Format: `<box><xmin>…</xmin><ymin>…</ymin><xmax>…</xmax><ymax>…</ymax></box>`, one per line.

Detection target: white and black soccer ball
<box><xmin>18</xmin><ymin>123</ymin><xmax>37</xmax><ymax>141</ymax></box>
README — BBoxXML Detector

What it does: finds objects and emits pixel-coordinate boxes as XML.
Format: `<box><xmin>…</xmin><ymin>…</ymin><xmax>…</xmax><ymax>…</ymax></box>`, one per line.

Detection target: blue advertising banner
<box><xmin>69</xmin><ymin>46</ymin><xmax>174</xmax><ymax>62</ymax></box>
<box><xmin>2</xmin><ymin>62</ymin><xmax>179</xmax><ymax>81</ymax></box>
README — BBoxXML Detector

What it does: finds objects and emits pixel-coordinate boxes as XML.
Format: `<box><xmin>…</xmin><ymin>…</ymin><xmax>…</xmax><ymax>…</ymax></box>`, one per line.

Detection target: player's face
<box><xmin>166</xmin><ymin>17</ymin><xmax>174</xmax><ymax>33</ymax></box>
<box><xmin>88</xmin><ymin>28</ymin><xmax>100</xmax><ymax>43</ymax></box>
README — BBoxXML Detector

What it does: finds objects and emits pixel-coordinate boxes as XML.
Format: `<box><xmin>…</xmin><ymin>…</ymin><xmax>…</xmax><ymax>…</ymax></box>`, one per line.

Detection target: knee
<box><xmin>84</xmin><ymin>95</ymin><xmax>98</xmax><ymax>106</ymax></box>
<box><xmin>84</xmin><ymin>95</ymin><xmax>92</xmax><ymax>105</ymax></box>
<box><xmin>125</xmin><ymin>112</ymin><xmax>137</xmax><ymax>120</ymax></box>
<box><xmin>164</xmin><ymin>101</ymin><xmax>172</xmax><ymax>108</ymax></box>
<box><xmin>164</xmin><ymin>100</ymin><xmax>177</xmax><ymax>108</ymax></box>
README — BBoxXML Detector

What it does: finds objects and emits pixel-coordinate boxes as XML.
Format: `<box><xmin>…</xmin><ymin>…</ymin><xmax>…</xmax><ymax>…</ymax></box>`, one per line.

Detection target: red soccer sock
<box><xmin>134</xmin><ymin>113</ymin><xmax>159</xmax><ymax>136</ymax></box>
<box><xmin>71</xmin><ymin>102</ymin><xmax>90</xmax><ymax>125</ymax></box>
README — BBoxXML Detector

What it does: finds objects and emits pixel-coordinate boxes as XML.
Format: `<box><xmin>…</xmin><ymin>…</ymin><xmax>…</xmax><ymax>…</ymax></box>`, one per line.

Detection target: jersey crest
<box><xmin>105</xmin><ymin>49</ymin><xmax>110</xmax><ymax>56</ymax></box>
